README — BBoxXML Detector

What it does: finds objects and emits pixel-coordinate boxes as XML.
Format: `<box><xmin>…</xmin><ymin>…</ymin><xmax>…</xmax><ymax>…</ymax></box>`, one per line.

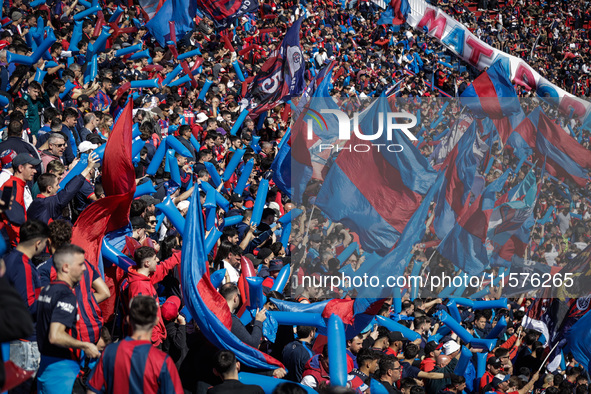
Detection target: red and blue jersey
<box><xmin>36</xmin><ymin>280</ymin><xmax>79</xmax><ymax>360</ymax></box>
<box><xmin>40</xmin><ymin>258</ymin><xmax>104</xmax><ymax>345</ymax></box>
<box><xmin>92</xmin><ymin>90</ymin><xmax>113</xmax><ymax>112</ymax></box>
<box><xmin>87</xmin><ymin>337</ymin><xmax>183</xmax><ymax>394</ymax></box>
<box><xmin>4</xmin><ymin>249</ymin><xmax>41</xmax><ymax>337</ymax></box>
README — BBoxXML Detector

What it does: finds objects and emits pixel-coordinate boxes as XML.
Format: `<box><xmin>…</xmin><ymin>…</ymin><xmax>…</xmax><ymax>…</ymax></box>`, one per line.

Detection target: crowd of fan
<box><xmin>0</xmin><ymin>0</ymin><xmax>590</xmax><ymax>392</ymax></box>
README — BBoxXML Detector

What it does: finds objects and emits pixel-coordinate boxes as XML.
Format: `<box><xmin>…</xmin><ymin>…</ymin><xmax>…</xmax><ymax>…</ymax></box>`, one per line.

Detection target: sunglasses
<box><xmin>53</xmin><ymin>143</ymin><xmax>66</xmax><ymax>147</ymax></box>
<box><xmin>149</xmin><ymin>220</ymin><xmax>157</xmax><ymax>224</ymax></box>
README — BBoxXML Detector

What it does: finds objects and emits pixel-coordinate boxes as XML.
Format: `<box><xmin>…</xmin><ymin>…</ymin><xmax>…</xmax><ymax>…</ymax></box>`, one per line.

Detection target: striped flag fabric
<box><xmin>316</xmin><ymin>96</ymin><xmax>437</xmax><ymax>255</ymax></box>
<box><xmin>508</xmin><ymin>107</ymin><xmax>591</xmax><ymax>186</ymax></box>
<box><xmin>181</xmin><ymin>180</ymin><xmax>284</xmax><ymax>371</ymax></box>
<box><xmin>432</xmin><ymin>122</ymin><xmax>480</xmax><ymax>240</ymax></box>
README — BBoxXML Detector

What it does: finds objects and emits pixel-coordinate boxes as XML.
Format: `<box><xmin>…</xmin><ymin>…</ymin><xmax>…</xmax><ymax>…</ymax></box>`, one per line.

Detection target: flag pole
<box><xmin>538</xmin><ymin>341</ymin><xmax>561</xmax><ymax>374</ymax></box>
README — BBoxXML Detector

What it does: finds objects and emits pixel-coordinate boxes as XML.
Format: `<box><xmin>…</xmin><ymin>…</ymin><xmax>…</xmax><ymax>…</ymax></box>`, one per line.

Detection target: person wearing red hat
<box><xmin>161</xmin><ymin>296</ymin><xmax>187</xmax><ymax>369</ymax></box>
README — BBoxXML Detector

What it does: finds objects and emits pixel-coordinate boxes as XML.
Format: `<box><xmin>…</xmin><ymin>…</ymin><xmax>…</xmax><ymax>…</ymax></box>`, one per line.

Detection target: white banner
<box><xmin>405</xmin><ymin>0</ymin><xmax>591</xmax><ymax>124</ymax></box>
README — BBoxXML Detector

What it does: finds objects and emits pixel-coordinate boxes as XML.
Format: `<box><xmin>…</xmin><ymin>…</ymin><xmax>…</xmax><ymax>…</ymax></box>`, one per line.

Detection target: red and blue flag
<box><xmin>139</xmin><ymin>0</ymin><xmax>166</xmax><ymax>19</ymax></box>
<box><xmin>316</xmin><ymin>97</ymin><xmax>437</xmax><ymax>255</ymax></box>
<box><xmin>244</xmin><ymin>18</ymin><xmax>306</xmax><ymax>117</ymax></box>
<box><xmin>377</xmin><ymin>0</ymin><xmax>410</xmax><ymax>25</ymax></box>
<box><xmin>486</xmin><ymin>169</ymin><xmax>537</xmax><ymax>268</ymax></box>
<box><xmin>181</xmin><ymin>180</ymin><xmax>284</xmax><ymax>371</ymax></box>
<box><xmin>508</xmin><ymin>107</ymin><xmax>591</xmax><ymax>186</ymax></box>
<box><xmin>433</xmin><ymin>122</ymin><xmax>480</xmax><ymax>240</ymax></box>
<box><xmin>461</xmin><ymin>58</ymin><xmax>523</xmax><ymax>143</ymax></box>
<box><xmin>195</xmin><ymin>0</ymin><xmax>258</xmax><ymax>29</ymax></box>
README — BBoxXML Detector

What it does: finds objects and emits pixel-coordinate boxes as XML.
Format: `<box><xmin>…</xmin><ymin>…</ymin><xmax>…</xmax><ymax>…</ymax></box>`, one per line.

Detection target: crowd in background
<box><xmin>0</xmin><ymin>0</ymin><xmax>590</xmax><ymax>392</ymax></box>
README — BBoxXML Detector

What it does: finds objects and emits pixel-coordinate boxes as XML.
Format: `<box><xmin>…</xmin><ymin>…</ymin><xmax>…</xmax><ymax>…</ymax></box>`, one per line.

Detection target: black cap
<box><xmin>140</xmin><ymin>194</ymin><xmax>161</xmax><ymax>206</ymax></box>
<box><xmin>13</xmin><ymin>153</ymin><xmax>41</xmax><ymax>167</ymax></box>
<box><xmin>424</xmin><ymin>340</ymin><xmax>443</xmax><ymax>355</ymax></box>
<box><xmin>388</xmin><ymin>331</ymin><xmax>405</xmax><ymax>343</ymax></box>
<box><xmin>230</xmin><ymin>194</ymin><xmax>243</xmax><ymax>203</ymax></box>
<box><xmin>131</xmin><ymin>216</ymin><xmax>149</xmax><ymax>229</ymax></box>
<box><xmin>487</xmin><ymin>357</ymin><xmax>502</xmax><ymax>368</ymax></box>
<box><xmin>491</xmin><ymin>375</ymin><xmax>510</xmax><ymax>388</ymax></box>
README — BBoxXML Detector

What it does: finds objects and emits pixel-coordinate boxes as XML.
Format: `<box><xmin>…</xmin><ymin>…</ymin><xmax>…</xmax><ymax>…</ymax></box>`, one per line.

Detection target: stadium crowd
<box><xmin>0</xmin><ymin>0</ymin><xmax>590</xmax><ymax>392</ymax></box>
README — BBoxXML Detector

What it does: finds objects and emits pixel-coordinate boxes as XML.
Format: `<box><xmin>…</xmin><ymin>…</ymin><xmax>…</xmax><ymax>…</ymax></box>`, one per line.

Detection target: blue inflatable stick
<box><xmin>234</xmin><ymin>158</ymin><xmax>253</xmax><ymax>196</ymax></box>
<box><xmin>222</xmin><ymin>148</ymin><xmax>245</xmax><ymax>181</ymax></box>
<box><xmin>327</xmin><ymin>314</ymin><xmax>347</xmax><ymax>387</ymax></box>
<box><xmin>250</xmin><ymin>178</ymin><xmax>269</xmax><ymax>226</ymax></box>
<box><xmin>133</xmin><ymin>181</ymin><xmax>156</xmax><ymax>198</ymax></box>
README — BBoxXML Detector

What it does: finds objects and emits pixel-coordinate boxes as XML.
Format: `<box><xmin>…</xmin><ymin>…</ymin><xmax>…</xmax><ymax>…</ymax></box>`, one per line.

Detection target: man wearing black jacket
<box><xmin>27</xmin><ymin>153</ymin><xmax>98</xmax><ymax>224</ymax></box>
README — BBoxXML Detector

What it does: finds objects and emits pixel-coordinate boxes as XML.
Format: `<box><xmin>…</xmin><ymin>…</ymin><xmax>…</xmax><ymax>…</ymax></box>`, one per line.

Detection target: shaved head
<box><xmin>436</xmin><ymin>355</ymin><xmax>450</xmax><ymax>368</ymax></box>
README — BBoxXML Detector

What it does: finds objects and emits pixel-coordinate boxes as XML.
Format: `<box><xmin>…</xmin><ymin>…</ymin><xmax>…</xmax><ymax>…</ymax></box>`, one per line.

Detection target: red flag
<box><xmin>71</xmin><ymin>100</ymin><xmax>137</xmax><ymax>271</ymax></box>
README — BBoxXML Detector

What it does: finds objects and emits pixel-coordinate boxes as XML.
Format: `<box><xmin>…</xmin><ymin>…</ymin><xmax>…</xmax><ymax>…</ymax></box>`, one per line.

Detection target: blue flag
<box><xmin>181</xmin><ymin>183</ymin><xmax>284</xmax><ymax>371</ymax></box>
<box><xmin>565</xmin><ymin>308</ymin><xmax>591</xmax><ymax>373</ymax></box>
<box><xmin>244</xmin><ymin>17</ymin><xmax>306</xmax><ymax>117</ymax></box>
<box><xmin>195</xmin><ymin>0</ymin><xmax>258</xmax><ymax>29</ymax></box>
<box><xmin>145</xmin><ymin>0</ymin><xmax>197</xmax><ymax>47</ymax></box>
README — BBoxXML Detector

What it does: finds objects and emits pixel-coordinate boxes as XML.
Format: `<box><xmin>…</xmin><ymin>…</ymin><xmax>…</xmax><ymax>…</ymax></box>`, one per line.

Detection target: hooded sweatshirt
<box><xmin>126</xmin><ymin>250</ymin><xmax>181</xmax><ymax>346</ymax></box>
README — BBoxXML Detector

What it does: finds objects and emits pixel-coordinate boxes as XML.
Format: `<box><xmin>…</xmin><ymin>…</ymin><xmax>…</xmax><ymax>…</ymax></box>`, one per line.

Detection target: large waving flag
<box><xmin>377</xmin><ymin>0</ymin><xmax>410</xmax><ymax>25</ymax></box>
<box><xmin>244</xmin><ymin>18</ymin><xmax>306</xmax><ymax>117</ymax></box>
<box><xmin>181</xmin><ymin>181</ymin><xmax>284</xmax><ymax>371</ymax></box>
<box><xmin>532</xmin><ymin>110</ymin><xmax>591</xmax><ymax>186</ymax></box>
<box><xmin>316</xmin><ymin>97</ymin><xmax>437</xmax><ymax>255</ymax></box>
<box><xmin>565</xmin><ymin>306</ymin><xmax>591</xmax><ymax>373</ymax></box>
<box><xmin>508</xmin><ymin>108</ymin><xmax>591</xmax><ymax>186</ymax></box>
<box><xmin>429</xmin><ymin>112</ymin><xmax>473</xmax><ymax>167</ymax></box>
<box><xmin>358</xmin><ymin>173</ymin><xmax>444</xmax><ymax>298</ymax></box>
<box><xmin>288</xmin><ymin>66</ymin><xmax>339</xmax><ymax>203</ymax></box>
<box><xmin>293</xmin><ymin>60</ymin><xmax>336</xmax><ymax>120</ymax></box>
<box><xmin>438</xmin><ymin>192</ymin><xmax>491</xmax><ymax>276</ymax></box>
<box><xmin>433</xmin><ymin>122</ymin><xmax>480</xmax><ymax>240</ymax></box>
<box><xmin>486</xmin><ymin>169</ymin><xmax>537</xmax><ymax>268</ymax></box>
<box><xmin>460</xmin><ymin>58</ymin><xmax>524</xmax><ymax>143</ymax></box>
<box><xmin>195</xmin><ymin>0</ymin><xmax>258</xmax><ymax>29</ymax></box>
<box><xmin>139</xmin><ymin>0</ymin><xmax>166</xmax><ymax>19</ymax></box>
<box><xmin>145</xmin><ymin>0</ymin><xmax>198</xmax><ymax>47</ymax></box>
<box><xmin>71</xmin><ymin>100</ymin><xmax>136</xmax><ymax>273</ymax></box>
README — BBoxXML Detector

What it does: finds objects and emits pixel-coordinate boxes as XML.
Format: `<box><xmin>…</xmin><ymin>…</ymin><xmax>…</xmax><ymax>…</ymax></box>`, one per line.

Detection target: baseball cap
<box><xmin>269</xmin><ymin>260</ymin><xmax>283</xmax><ymax>272</ymax></box>
<box><xmin>131</xmin><ymin>216</ymin><xmax>149</xmax><ymax>229</ymax></box>
<box><xmin>424</xmin><ymin>341</ymin><xmax>443</xmax><ymax>355</ymax></box>
<box><xmin>0</xmin><ymin>150</ymin><xmax>17</xmax><ymax>169</ymax></box>
<box><xmin>78</xmin><ymin>141</ymin><xmax>98</xmax><ymax>153</ymax></box>
<box><xmin>140</xmin><ymin>194</ymin><xmax>161</xmax><ymax>206</ymax></box>
<box><xmin>243</xmin><ymin>253</ymin><xmax>261</xmax><ymax>267</ymax></box>
<box><xmin>442</xmin><ymin>340</ymin><xmax>460</xmax><ymax>355</ymax></box>
<box><xmin>491</xmin><ymin>374</ymin><xmax>510</xmax><ymax>388</ymax></box>
<box><xmin>388</xmin><ymin>331</ymin><xmax>405</xmax><ymax>343</ymax></box>
<box><xmin>487</xmin><ymin>357</ymin><xmax>503</xmax><ymax>368</ymax></box>
<box><xmin>161</xmin><ymin>296</ymin><xmax>181</xmax><ymax>321</ymax></box>
<box><xmin>230</xmin><ymin>194</ymin><xmax>244</xmax><ymax>203</ymax></box>
<box><xmin>177</xmin><ymin>200</ymin><xmax>190</xmax><ymax>211</ymax></box>
<box><xmin>13</xmin><ymin>153</ymin><xmax>41</xmax><ymax>167</ymax></box>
